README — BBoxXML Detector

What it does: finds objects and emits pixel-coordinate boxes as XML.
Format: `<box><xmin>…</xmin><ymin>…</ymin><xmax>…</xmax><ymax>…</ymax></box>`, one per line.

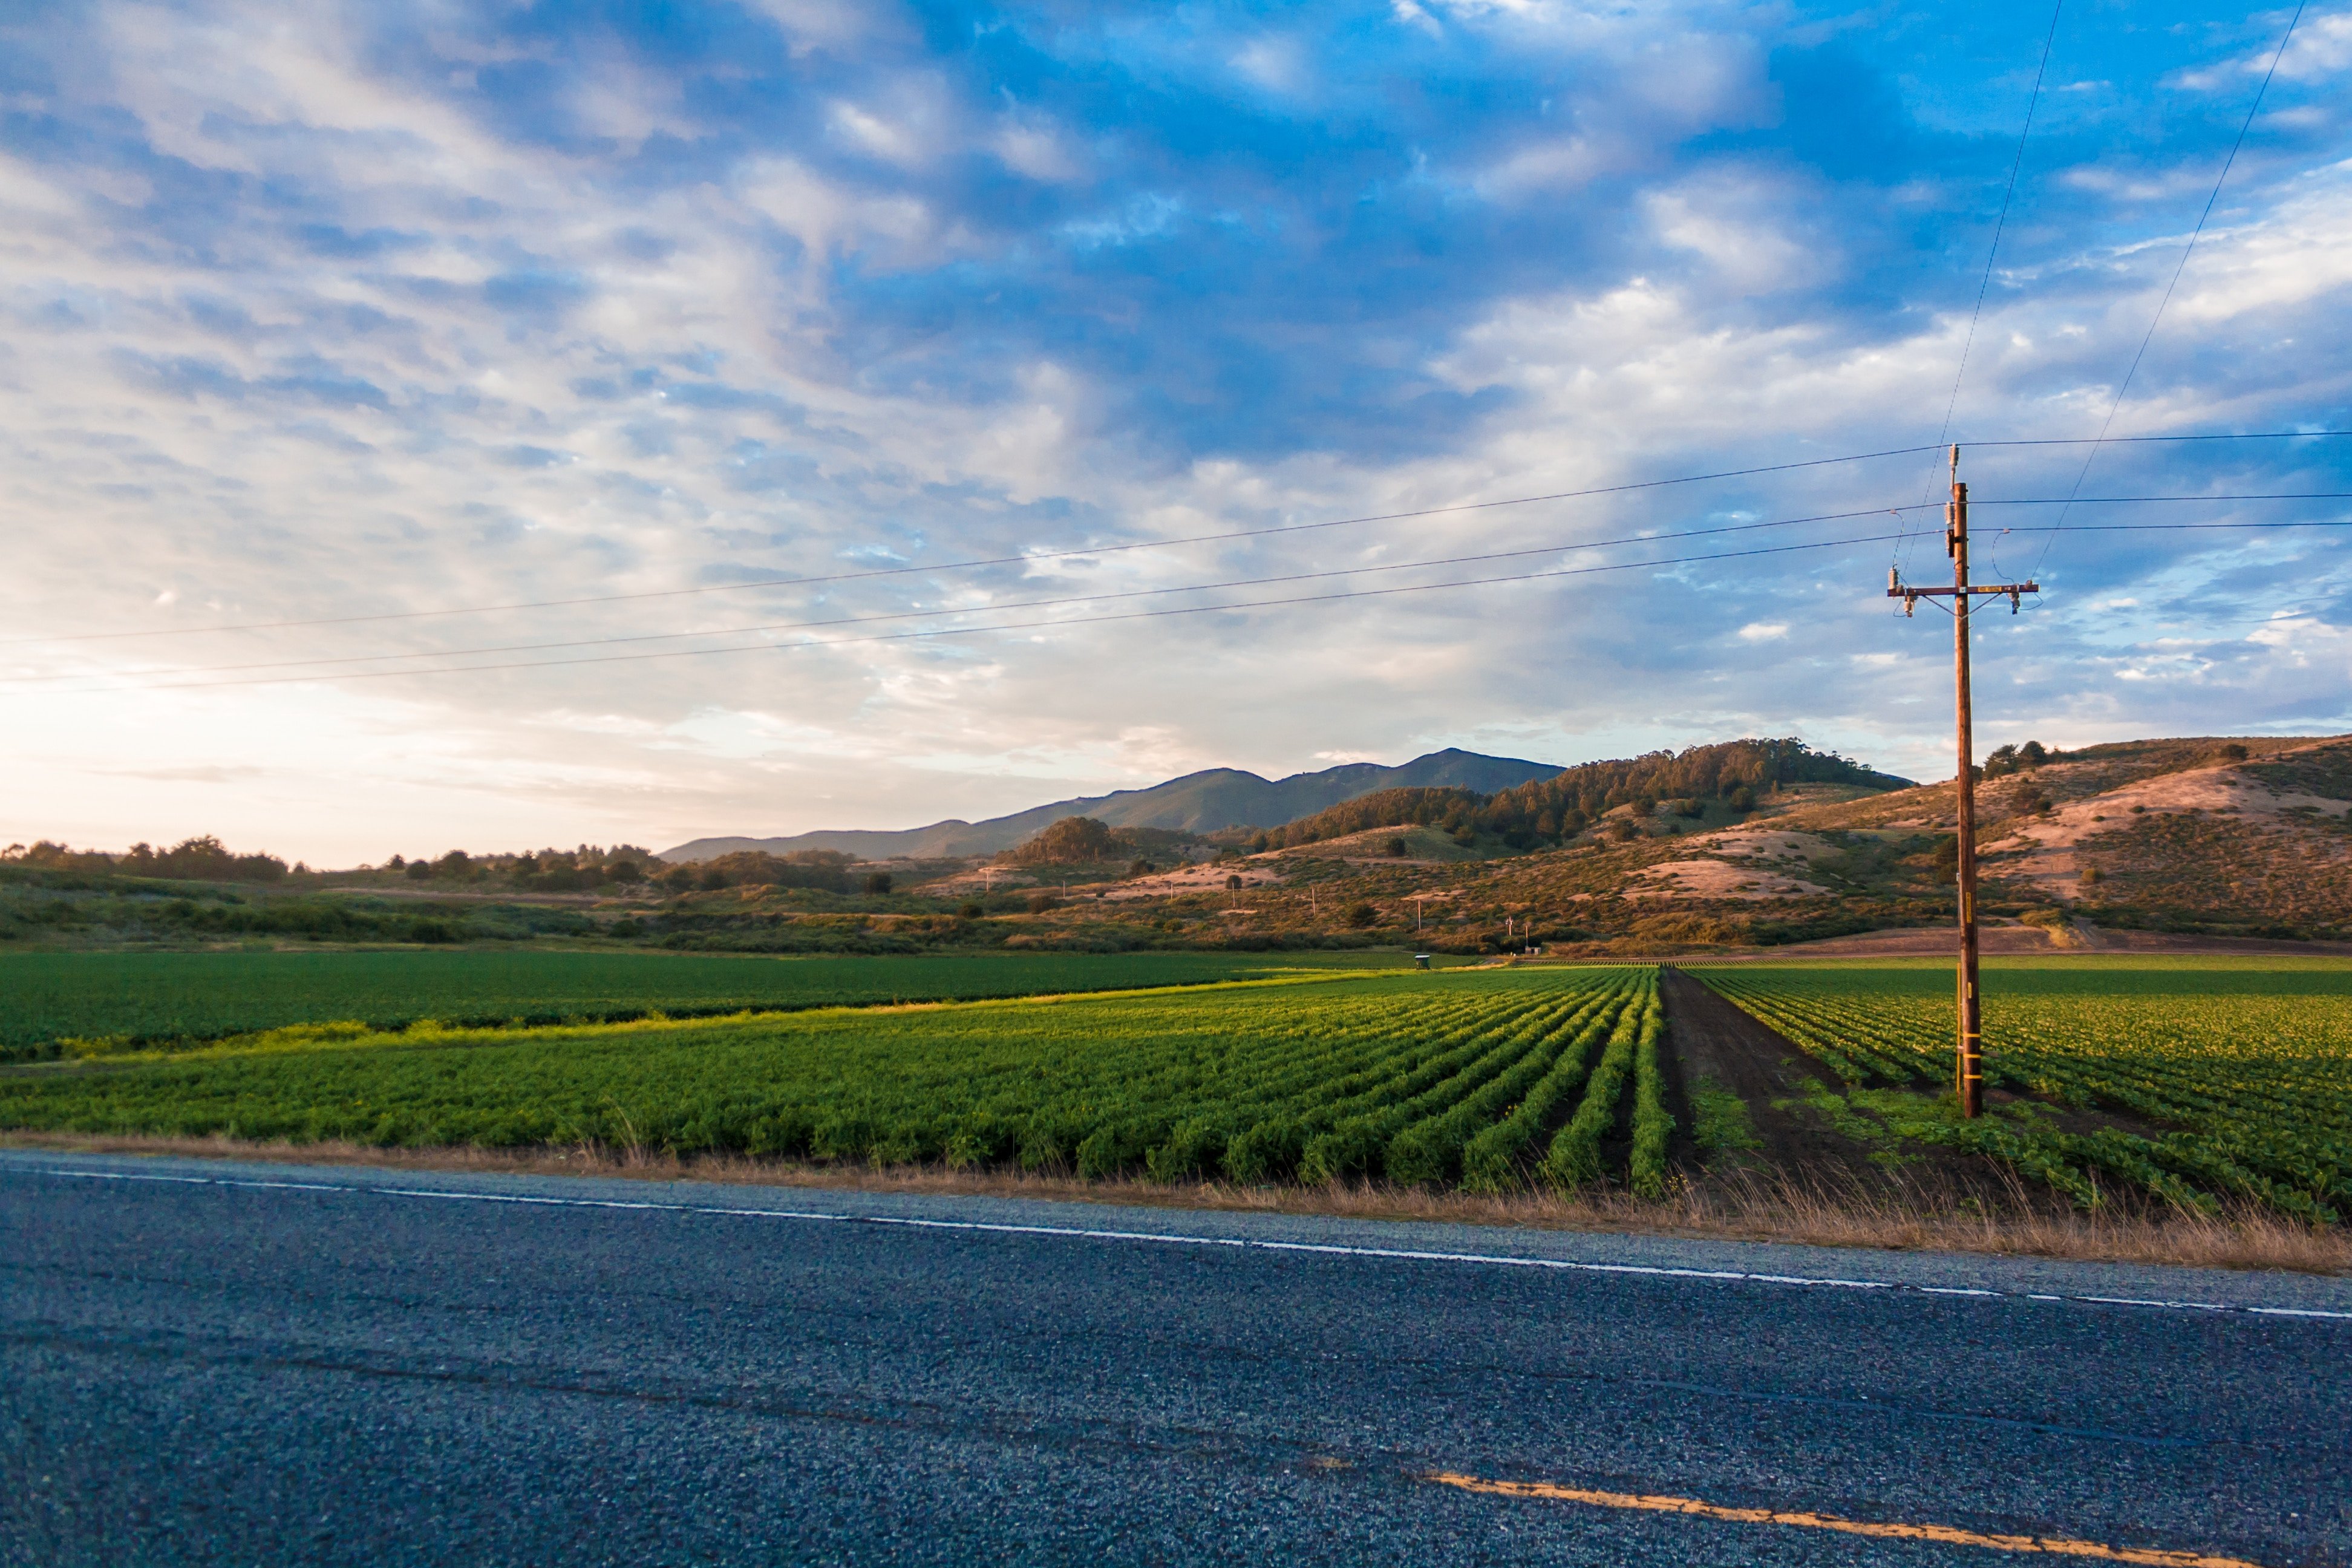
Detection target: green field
<box><xmin>0</xmin><ymin>948</ymin><xmax>1406</xmax><ymax>1060</ymax></box>
<box><xmin>12</xmin><ymin>949</ymin><xmax>2344</xmax><ymax>1215</ymax></box>
<box><xmin>1695</xmin><ymin>958</ymin><xmax>2352</xmax><ymax>1221</ymax></box>
<box><xmin>0</xmin><ymin>966</ymin><xmax>1674</xmax><ymax>1193</ymax></box>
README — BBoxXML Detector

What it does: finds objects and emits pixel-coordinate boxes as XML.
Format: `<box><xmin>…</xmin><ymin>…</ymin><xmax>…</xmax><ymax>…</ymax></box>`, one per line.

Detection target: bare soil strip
<box><xmin>1658</xmin><ymin>965</ymin><xmax>1861</xmax><ymax>1175</ymax></box>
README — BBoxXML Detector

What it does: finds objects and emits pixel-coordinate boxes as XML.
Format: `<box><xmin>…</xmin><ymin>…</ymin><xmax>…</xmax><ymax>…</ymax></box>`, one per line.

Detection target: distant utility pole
<box><xmin>1888</xmin><ymin>446</ymin><xmax>2039</xmax><ymax>1119</ymax></box>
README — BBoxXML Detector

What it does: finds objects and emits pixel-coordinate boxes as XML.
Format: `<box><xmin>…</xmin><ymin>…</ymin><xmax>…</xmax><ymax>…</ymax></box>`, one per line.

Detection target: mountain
<box><xmin>660</xmin><ymin>748</ymin><xmax>1564</xmax><ymax>863</ymax></box>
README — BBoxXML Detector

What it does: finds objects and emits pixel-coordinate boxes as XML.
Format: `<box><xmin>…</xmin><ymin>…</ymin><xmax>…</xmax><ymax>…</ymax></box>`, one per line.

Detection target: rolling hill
<box><xmin>661</xmin><ymin>748</ymin><xmax>1564</xmax><ymax>863</ymax></box>
<box><xmin>1494</xmin><ymin>733</ymin><xmax>2352</xmax><ymax>946</ymax></box>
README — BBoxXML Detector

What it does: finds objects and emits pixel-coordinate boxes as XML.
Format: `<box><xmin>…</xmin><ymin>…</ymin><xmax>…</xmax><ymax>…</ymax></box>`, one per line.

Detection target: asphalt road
<box><xmin>3</xmin><ymin>1153</ymin><xmax>2347</xmax><ymax>1567</ymax></box>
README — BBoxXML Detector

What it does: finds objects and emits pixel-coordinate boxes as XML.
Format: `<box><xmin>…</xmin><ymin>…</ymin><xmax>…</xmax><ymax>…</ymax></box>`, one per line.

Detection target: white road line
<box><xmin>16</xmin><ymin>1163</ymin><xmax>2352</xmax><ymax>1322</ymax></box>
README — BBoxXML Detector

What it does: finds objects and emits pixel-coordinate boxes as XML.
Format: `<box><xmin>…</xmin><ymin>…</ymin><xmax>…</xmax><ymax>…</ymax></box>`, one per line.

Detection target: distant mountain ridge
<box><xmin>660</xmin><ymin>748</ymin><xmax>1564</xmax><ymax>862</ymax></box>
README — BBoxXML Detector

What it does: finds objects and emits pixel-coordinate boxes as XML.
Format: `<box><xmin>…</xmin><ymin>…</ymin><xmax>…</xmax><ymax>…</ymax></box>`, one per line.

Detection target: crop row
<box><xmin>0</xmin><ymin>966</ymin><xmax>1672</xmax><ymax>1192</ymax></box>
<box><xmin>1696</xmin><ymin>963</ymin><xmax>2352</xmax><ymax>1220</ymax></box>
<box><xmin>0</xmin><ymin>949</ymin><xmax>1397</xmax><ymax>1059</ymax></box>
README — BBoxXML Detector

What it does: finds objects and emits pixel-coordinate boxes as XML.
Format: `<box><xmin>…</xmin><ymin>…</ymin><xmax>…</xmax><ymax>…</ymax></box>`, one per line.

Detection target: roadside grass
<box><xmin>8</xmin><ymin>1130</ymin><xmax>2343</xmax><ymax>1277</ymax></box>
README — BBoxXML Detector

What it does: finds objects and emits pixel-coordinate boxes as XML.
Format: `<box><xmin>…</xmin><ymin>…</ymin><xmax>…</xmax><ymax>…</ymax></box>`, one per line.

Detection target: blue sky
<box><xmin>4</xmin><ymin>0</ymin><xmax>2350</xmax><ymax>859</ymax></box>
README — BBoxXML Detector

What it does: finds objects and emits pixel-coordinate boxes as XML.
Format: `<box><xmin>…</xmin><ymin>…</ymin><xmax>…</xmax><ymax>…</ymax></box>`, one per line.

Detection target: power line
<box><xmin>2030</xmin><ymin>1</ymin><xmax>2311</xmax><ymax>579</ymax></box>
<box><xmin>34</xmin><ymin>511</ymin><xmax>2352</xmax><ymax>696</ymax></box>
<box><xmin>2001</xmin><ymin>520</ymin><xmax>2352</xmax><ymax>532</ymax></box>
<box><xmin>12</xmin><ymin>506</ymin><xmax>1938</xmax><ymax>681</ymax></box>
<box><xmin>1977</xmin><ymin>492</ymin><xmax>2352</xmax><ymax>504</ymax></box>
<box><xmin>1970</xmin><ymin>431</ymin><xmax>2352</xmax><ymax>448</ymax></box>
<box><xmin>43</xmin><ymin>529</ymin><xmax>1925</xmax><ymax>693</ymax></box>
<box><xmin>16</xmin><ymin>431</ymin><xmax>2344</xmax><ymax>652</ymax></box>
<box><xmin>21</xmin><ymin>492</ymin><xmax>2343</xmax><ymax>684</ymax></box>
<box><xmin>8</xmin><ymin>445</ymin><xmax>1953</xmax><ymax>646</ymax></box>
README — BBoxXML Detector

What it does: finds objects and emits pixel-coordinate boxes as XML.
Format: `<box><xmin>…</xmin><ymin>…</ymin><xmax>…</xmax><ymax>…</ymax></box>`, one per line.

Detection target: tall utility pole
<box><xmin>1889</xmin><ymin>447</ymin><xmax>2039</xmax><ymax>1118</ymax></box>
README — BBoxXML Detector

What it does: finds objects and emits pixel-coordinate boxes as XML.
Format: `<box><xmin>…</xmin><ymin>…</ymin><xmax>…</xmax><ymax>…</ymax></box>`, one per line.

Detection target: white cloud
<box><xmin>1</xmin><ymin>0</ymin><xmax>2347</xmax><ymax>860</ymax></box>
<box><xmin>1646</xmin><ymin>177</ymin><xmax>1826</xmax><ymax>293</ymax></box>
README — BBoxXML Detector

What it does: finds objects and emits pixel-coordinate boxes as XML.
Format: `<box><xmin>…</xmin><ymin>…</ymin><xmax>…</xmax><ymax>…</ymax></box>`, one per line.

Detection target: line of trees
<box><xmin>657</xmin><ymin>849</ymin><xmax>871</xmax><ymax>894</ymax></box>
<box><xmin>385</xmin><ymin>844</ymin><xmax>655</xmax><ymax>890</ymax></box>
<box><xmin>1249</xmin><ymin>740</ymin><xmax>1909</xmax><ymax>852</ymax></box>
<box><xmin>2</xmin><ymin>836</ymin><xmax>289</xmax><ymax>883</ymax></box>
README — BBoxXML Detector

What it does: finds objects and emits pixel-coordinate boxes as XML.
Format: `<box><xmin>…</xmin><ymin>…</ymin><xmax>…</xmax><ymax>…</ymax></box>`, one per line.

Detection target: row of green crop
<box><xmin>0</xmin><ymin>966</ymin><xmax>1675</xmax><ymax>1193</ymax></box>
<box><xmin>1694</xmin><ymin>964</ymin><xmax>2351</xmax><ymax>1221</ymax></box>
<box><xmin>0</xmin><ymin>949</ymin><xmax>1403</xmax><ymax>1058</ymax></box>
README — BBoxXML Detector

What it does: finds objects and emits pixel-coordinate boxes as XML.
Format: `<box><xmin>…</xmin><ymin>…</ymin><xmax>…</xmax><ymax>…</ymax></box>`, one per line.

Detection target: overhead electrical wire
<box><xmin>7</xmin><ymin>506</ymin><xmax>1943</xmax><ymax>681</ymax></box>
<box><xmin>1971</xmin><ymin>431</ymin><xmax>2352</xmax><ymax>448</ymax></box>
<box><xmin>1975</xmin><ymin>492</ymin><xmax>2352</xmax><ymax>504</ymax></box>
<box><xmin>28</xmin><ymin>509</ymin><xmax>2352</xmax><ymax>696</ymax></box>
<box><xmin>7</xmin><ymin>445</ymin><xmax>1956</xmax><ymax>646</ymax></box>
<box><xmin>17</xmin><ymin>430</ymin><xmax>2347</xmax><ymax>650</ymax></box>
<box><xmin>14</xmin><ymin>492</ymin><xmax>2346</xmax><ymax>685</ymax></box>
<box><xmin>44</xmin><ymin>530</ymin><xmax>1929</xmax><ymax>694</ymax></box>
<box><xmin>2030</xmin><ymin>0</ymin><xmax>2311</xmax><ymax>579</ymax></box>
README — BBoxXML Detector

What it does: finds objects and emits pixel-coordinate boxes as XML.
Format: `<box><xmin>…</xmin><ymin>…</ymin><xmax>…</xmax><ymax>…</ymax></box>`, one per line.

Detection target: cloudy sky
<box><xmin>4</xmin><ymin>0</ymin><xmax>2350</xmax><ymax>863</ymax></box>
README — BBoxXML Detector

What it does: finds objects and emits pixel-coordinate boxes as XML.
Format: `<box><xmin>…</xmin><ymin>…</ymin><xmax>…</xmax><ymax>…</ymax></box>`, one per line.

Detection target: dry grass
<box><xmin>7</xmin><ymin>1129</ymin><xmax>2344</xmax><ymax>1277</ymax></box>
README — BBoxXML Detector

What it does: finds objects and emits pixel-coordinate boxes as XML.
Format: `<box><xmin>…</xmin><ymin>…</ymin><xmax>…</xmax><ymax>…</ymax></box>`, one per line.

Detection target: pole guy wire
<box><xmin>1905</xmin><ymin>0</ymin><xmax>2065</xmax><ymax>573</ymax></box>
<box><xmin>2030</xmin><ymin>1</ymin><xmax>2311</xmax><ymax>580</ymax></box>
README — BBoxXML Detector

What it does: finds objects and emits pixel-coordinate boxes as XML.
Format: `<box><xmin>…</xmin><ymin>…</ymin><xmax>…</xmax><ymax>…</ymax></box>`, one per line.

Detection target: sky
<box><xmin>4</xmin><ymin>0</ymin><xmax>2351</xmax><ymax>864</ymax></box>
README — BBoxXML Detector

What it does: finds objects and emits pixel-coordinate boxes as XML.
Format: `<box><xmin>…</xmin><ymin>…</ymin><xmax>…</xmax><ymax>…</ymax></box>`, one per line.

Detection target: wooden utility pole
<box><xmin>1888</xmin><ymin>446</ymin><xmax>2039</xmax><ymax>1118</ymax></box>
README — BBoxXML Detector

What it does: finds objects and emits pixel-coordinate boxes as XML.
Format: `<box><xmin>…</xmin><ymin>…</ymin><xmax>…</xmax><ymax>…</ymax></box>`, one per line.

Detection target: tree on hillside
<box><xmin>1263</xmin><ymin>788</ymin><xmax>1484</xmax><ymax>851</ymax></box>
<box><xmin>662</xmin><ymin>850</ymin><xmax>855</xmax><ymax>894</ymax></box>
<box><xmin>1009</xmin><ymin>816</ymin><xmax>1121</xmax><ymax>864</ymax></box>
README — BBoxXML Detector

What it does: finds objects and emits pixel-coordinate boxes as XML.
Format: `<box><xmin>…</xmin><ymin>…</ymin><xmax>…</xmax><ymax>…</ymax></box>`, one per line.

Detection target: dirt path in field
<box><xmin>1657</xmin><ymin>967</ymin><xmax>1872</xmax><ymax>1180</ymax></box>
<box><xmin>1656</xmin><ymin>969</ymin><xmax>2195</xmax><ymax>1212</ymax></box>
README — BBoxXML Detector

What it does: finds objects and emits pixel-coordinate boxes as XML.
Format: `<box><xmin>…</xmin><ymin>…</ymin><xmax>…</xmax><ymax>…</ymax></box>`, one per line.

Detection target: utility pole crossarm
<box><xmin>1888</xmin><ymin>576</ymin><xmax>2040</xmax><ymax>617</ymax></box>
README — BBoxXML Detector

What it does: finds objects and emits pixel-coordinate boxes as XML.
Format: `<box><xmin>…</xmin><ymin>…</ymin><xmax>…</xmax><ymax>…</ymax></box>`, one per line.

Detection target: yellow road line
<box><xmin>1421</xmin><ymin>1472</ymin><xmax>2266</xmax><ymax>1567</ymax></box>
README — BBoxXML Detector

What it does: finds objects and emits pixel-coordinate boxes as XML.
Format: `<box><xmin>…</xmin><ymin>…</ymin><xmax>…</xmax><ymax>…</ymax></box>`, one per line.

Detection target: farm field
<box><xmin>0</xmin><ymin>966</ymin><xmax>1675</xmax><ymax>1194</ymax></box>
<box><xmin>0</xmin><ymin>948</ymin><xmax>1403</xmax><ymax>1061</ymax></box>
<box><xmin>1694</xmin><ymin>958</ymin><xmax>2352</xmax><ymax>1221</ymax></box>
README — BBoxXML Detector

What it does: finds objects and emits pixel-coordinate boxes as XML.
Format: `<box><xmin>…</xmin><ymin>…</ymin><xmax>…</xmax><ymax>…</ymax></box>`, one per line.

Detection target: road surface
<box><xmin>2</xmin><ymin>1151</ymin><xmax>2346</xmax><ymax>1566</ymax></box>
